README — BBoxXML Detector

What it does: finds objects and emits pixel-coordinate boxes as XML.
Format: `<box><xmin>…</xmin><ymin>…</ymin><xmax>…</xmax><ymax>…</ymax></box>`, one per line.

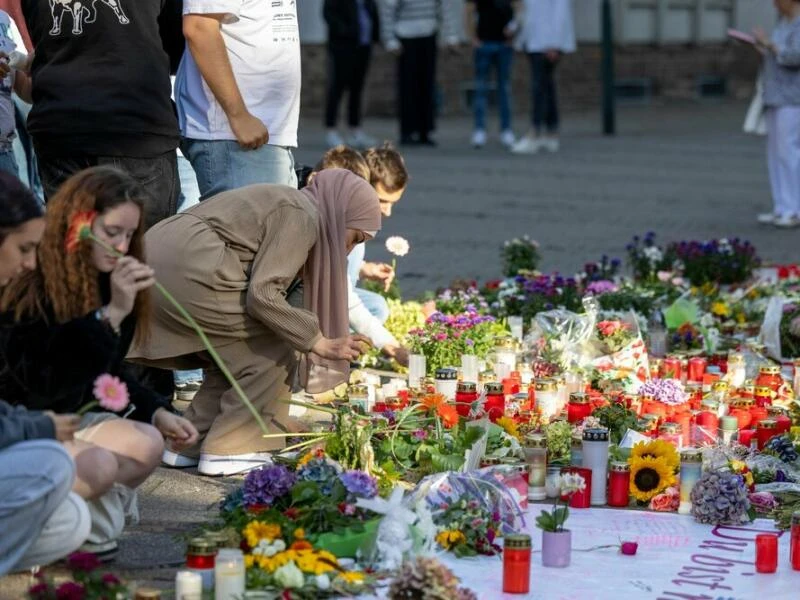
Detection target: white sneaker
<box><xmin>198</xmin><ymin>451</ymin><xmax>272</xmax><ymax>476</ymax></box>
<box><xmin>500</xmin><ymin>130</ymin><xmax>516</xmax><ymax>148</ymax></box>
<box><xmin>542</xmin><ymin>137</ymin><xmax>560</xmax><ymax>153</ymax></box>
<box><xmin>347</xmin><ymin>129</ymin><xmax>377</xmax><ymax>148</ymax></box>
<box><xmin>162</xmin><ymin>448</ymin><xmax>199</xmax><ymax>468</ymax></box>
<box><xmin>510</xmin><ymin>136</ymin><xmax>540</xmax><ymax>154</ymax></box>
<box><xmin>325</xmin><ymin>130</ymin><xmax>345</xmax><ymax>147</ymax></box>
<box><xmin>471</xmin><ymin>129</ymin><xmax>487</xmax><ymax>148</ymax></box>
<box><xmin>774</xmin><ymin>215</ymin><xmax>800</xmax><ymax>228</ymax></box>
<box><xmin>757</xmin><ymin>212</ymin><xmax>778</xmax><ymax>225</ymax></box>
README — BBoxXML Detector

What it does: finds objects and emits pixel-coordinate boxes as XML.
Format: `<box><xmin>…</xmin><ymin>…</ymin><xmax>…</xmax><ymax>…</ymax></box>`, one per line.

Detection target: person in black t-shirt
<box><xmin>465</xmin><ymin>0</ymin><xmax>518</xmax><ymax>149</ymax></box>
<box><xmin>20</xmin><ymin>0</ymin><xmax>181</xmax><ymax>229</ymax></box>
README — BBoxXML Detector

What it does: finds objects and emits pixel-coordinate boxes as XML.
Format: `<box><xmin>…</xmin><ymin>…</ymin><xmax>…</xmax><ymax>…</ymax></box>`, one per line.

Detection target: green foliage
<box><xmin>591</xmin><ymin>402</ymin><xmax>640</xmax><ymax>445</ymax></box>
<box><xmin>502</xmin><ymin>235</ymin><xmax>541</xmax><ymax>277</ymax></box>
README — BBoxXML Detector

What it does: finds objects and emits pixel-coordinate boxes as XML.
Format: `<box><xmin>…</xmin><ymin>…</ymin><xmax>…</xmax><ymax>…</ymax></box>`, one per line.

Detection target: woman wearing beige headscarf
<box><xmin>128</xmin><ymin>169</ymin><xmax>381</xmax><ymax>476</ymax></box>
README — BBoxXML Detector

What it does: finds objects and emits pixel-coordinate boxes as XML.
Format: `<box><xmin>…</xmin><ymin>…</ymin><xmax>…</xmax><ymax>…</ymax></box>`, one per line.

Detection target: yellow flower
<box><xmin>243</xmin><ymin>521</ymin><xmax>282</xmax><ymax>548</ymax></box>
<box><xmin>496</xmin><ymin>416</ymin><xmax>521</xmax><ymax>441</ymax></box>
<box><xmin>436</xmin><ymin>529</ymin><xmax>467</xmax><ymax>550</ymax></box>
<box><xmin>711</xmin><ymin>301</ymin><xmax>730</xmax><ymax>318</ymax></box>
<box><xmin>337</xmin><ymin>571</ymin><xmax>365</xmax><ymax>585</ymax></box>
<box><xmin>630</xmin><ymin>439</ymin><xmax>680</xmax><ymax>472</ymax></box>
<box><xmin>735</xmin><ymin>311</ymin><xmax>747</xmax><ymax>324</ymax></box>
<box><xmin>730</xmin><ymin>460</ymin><xmax>746</xmax><ymax>472</ymax></box>
<box><xmin>744</xmin><ymin>472</ymin><xmax>754</xmax><ymax>488</ymax></box>
<box><xmin>244</xmin><ymin>555</ymin><xmax>256</xmax><ymax>569</ymax></box>
<box><xmin>259</xmin><ymin>550</ymin><xmax>294</xmax><ymax>573</ymax></box>
<box><xmin>629</xmin><ymin>455</ymin><xmax>675</xmax><ymax>503</ymax></box>
<box><xmin>293</xmin><ymin>528</ymin><xmax>305</xmax><ymax>539</ymax></box>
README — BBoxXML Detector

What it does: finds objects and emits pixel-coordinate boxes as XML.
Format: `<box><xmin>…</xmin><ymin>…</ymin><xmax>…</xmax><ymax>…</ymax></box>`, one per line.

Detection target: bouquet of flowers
<box><xmin>493</xmin><ymin>274</ymin><xmax>583</xmax><ymax>322</ymax></box>
<box><xmin>595</xmin><ymin>320</ymin><xmax>635</xmax><ymax>354</ymax></box>
<box><xmin>433</xmin><ymin>495</ymin><xmax>503</xmax><ymax>557</ymax></box>
<box><xmin>669</xmin><ymin>238</ymin><xmax>760</xmax><ymax>286</ymax></box>
<box><xmin>408</xmin><ymin>310</ymin><xmax>501</xmax><ymax>374</ymax></box>
<box><xmin>502</xmin><ymin>235</ymin><xmax>541</xmax><ymax>277</ymax></box>
<box><xmin>626</xmin><ymin>232</ymin><xmax>676</xmax><ymax>283</ymax></box>
<box><xmin>779</xmin><ymin>303</ymin><xmax>800</xmax><ymax>358</ymax></box>
<box><xmin>29</xmin><ymin>552</ymin><xmax>127</xmax><ymax>600</ymax></box>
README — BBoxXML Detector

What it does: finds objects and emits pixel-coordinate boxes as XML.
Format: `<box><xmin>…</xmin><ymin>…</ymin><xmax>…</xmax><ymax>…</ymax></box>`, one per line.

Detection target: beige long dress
<box><xmin>129</xmin><ymin>185</ymin><xmax>323</xmax><ymax>456</ymax></box>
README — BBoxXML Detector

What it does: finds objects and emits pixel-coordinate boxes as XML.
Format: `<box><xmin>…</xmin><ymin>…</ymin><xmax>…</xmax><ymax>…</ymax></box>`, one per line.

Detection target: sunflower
<box><xmin>629</xmin><ymin>455</ymin><xmax>676</xmax><ymax>503</ymax></box>
<box><xmin>630</xmin><ymin>439</ymin><xmax>680</xmax><ymax>472</ymax></box>
<box><xmin>496</xmin><ymin>416</ymin><xmax>521</xmax><ymax>441</ymax></box>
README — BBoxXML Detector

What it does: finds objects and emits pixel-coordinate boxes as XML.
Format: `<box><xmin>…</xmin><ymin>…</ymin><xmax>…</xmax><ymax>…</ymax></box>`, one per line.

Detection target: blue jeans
<box><xmin>182</xmin><ymin>139</ymin><xmax>297</xmax><ymax>200</ymax></box>
<box><xmin>12</xmin><ymin>96</ymin><xmax>43</xmax><ymax>200</ymax></box>
<box><xmin>474</xmin><ymin>42</ymin><xmax>513</xmax><ymax>132</ymax></box>
<box><xmin>0</xmin><ymin>149</ymin><xmax>19</xmax><ymax>178</ymax></box>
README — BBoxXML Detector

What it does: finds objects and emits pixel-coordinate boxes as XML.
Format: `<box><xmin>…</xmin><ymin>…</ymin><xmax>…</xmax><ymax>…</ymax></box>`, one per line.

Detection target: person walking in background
<box><xmin>511</xmin><ymin>0</ymin><xmax>574</xmax><ymax>154</ymax></box>
<box><xmin>380</xmin><ymin>0</ymin><xmax>459</xmax><ymax>146</ymax></box>
<box><xmin>755</xmin><ymin>0</ymin><xmax>800</xmax><ymax>228</ymax></box>
<box><xmin>465</xmin><ymin>0</ymin><xmax>517</xmax><ymax>149</ymax></box>
<box><xmin>323</xmin><ymin>0</ymin><xmax>380</xmax><ymax>149</ymax></box>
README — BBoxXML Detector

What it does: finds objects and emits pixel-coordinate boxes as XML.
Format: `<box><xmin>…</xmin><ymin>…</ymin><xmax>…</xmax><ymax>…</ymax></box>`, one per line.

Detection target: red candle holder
<box><xmin>755</xmin><ymin>533</ymin><xmax>778</xmax><ymax>574</ymax></box>
<box><xmin>687</xmin><ymin>357</ymin><xmax>707</xmax><ymax>383</ymax></box>
<box><xmin>738</xmin><ymin>429</ymin><xmax>757</xmax><ymax>448</ymax></box>
<box><xmin>561</xmin><ymin>466</ymin><xmax>592</xmax><ymax>509</ymax></box>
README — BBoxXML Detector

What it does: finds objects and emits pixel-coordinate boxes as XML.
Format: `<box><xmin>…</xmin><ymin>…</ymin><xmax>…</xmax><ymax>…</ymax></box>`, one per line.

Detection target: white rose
<box><xmin>315</xmin><ymin>574</ymin><xmax>331</xmax><ymax>590</ymax></box>
<box><xmin>274</xmin><ymin>561</ymin><xmax>305</xmax><ymax>589</ymax></box>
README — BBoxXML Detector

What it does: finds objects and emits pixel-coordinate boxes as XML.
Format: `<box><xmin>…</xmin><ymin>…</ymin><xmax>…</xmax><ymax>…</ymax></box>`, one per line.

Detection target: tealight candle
<box><xmin>175</xmin><ymin>571</ymin><xmax>202</xmax><ymax>600</ymax></box>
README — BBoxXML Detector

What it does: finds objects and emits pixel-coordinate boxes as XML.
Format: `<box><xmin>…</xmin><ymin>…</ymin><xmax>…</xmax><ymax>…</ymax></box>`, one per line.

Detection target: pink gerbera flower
<box><xmin>93</xmin><ymin>374</ymin><xmax>130</xmax><ymax>412</ymax></box>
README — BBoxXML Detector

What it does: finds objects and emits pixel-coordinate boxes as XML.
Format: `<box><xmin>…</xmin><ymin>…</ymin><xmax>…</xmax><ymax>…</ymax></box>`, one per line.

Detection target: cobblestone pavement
<box><xmin>297</xmin><ymin>100</ymin><xmax>787</xmax><ymax>298</ymax></box>
<box><xmin>0</xmin><ymin>100</ymin><xmax>790</xmax><ymax>597</ymax></box>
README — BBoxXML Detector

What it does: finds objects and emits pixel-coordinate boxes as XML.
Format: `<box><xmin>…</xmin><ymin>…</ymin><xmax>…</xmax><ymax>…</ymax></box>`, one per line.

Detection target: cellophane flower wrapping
<box><xmin>406</xmin><ymin>467</ymin><xmax>527</xmax><ymax>537</ymax></box>
<box><xmin>590</xmin><ymin>310</ymin><xmax>650</xmax><ymax>394</ymax></box>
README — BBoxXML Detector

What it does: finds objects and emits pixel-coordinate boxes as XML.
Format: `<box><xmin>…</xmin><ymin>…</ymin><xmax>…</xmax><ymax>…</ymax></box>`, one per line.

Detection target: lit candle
<box><xmin>214</xmin><ymin>549</ymin><xmax>245</xmax><ymax>600</ymax></box>
<box><xmin>175</xmin><ymin>571</ymin><xmax>202</xmax><ymax>600</ymax></box>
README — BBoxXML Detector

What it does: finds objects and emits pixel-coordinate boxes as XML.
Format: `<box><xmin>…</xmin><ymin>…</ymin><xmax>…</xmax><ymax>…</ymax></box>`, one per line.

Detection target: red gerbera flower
<box><xmin>65</xmin><ymin>211</ymin><xmax>97</xmax><ymax>253</ymax></box>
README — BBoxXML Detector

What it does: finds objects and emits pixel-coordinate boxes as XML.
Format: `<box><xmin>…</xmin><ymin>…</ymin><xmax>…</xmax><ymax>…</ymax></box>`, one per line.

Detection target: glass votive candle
<box><xmin>408</xmin><ymin>354</ymin><xmax>426</xmax><ymax>389</ymax></box>
<box><xmin>755</xmin><ymin>533</ymin><xmax>778</xmax><ymax>574</ymax></box>
<box><xmin>545</xmin><ymin>466</ymin><xmax>562</xmax><ymax>498</ymax></box>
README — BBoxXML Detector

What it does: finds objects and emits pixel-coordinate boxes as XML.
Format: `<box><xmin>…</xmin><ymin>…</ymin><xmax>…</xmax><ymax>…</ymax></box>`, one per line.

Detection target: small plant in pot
<box><xmin>535</xmin><ymin>472</ymin><xmax>586</xmax><ymax>567</ymax></box>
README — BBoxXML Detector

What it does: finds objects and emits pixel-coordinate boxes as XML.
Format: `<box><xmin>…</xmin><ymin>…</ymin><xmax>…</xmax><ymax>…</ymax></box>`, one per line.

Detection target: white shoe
<box><xmin>510</xmin><ymin>136</ymin><xmax>540</xmax><ymax>154</ymax></box>
<box><xmin>471</xmin><ymin>129</ymin><xmax>487</xmax><ymax>148</ymax></box>
<box><xmin>757</xmin><ymin>212</ymin><xmax>778</xmax><ymax>225</ymax></box>
<box><xmin>542</xmin><ymin>137</ymin><xmax>560</xmax><ymax>153</ymax></box>
<box><xmin>198</xmin><ymin>451</ymin><xmax>272</xmax><ymax>476</ymax></box>
<box><xmin>325</xmin><ymin>130</ymin><xmax>345</xmax><ymax>147</ymax></box>
<box><xmin>500</xmin><ymin>130</ymin><xmax>516</xmax><ymax>148</ymax></box>
<box><xmin>774</xmin><ymin>215</ymin><xmax>800</xmax><ymax>229</ymax></box>
<box><xmin>162</xmin><ymin>448</ymin><xmax>199</xmax><ymax>468</ymax></box>
<box><xmin>347</xmin><ymin>129</ymin><xmax>377</xmax><ymax>148</ymax></box>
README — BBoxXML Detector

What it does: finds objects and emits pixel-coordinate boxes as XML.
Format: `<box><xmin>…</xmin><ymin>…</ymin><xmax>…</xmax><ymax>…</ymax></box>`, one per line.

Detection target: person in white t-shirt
<box><xmin>176</xmin><ymin>0</ymin><xmax>301</xmax><ymax>198</ymax></box>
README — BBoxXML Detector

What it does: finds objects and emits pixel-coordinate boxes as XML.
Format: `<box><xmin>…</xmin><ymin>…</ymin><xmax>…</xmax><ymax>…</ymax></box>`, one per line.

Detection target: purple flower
<box><xmin>413</xmin><ymin>429</ymin><xmax>428</xmax><ymax>441</ymax></box>
<box><xmin>749</xmin><ymin>492</ymin><xmax>778</xmax><ymax>514</ymax></box>
<box><xmin>639</xmin><ymin>378</ymin><xmax>687</xmax><ymax>406</ymax></box>
<box><xmin>339</xmin><ymin>470</ymin><xmax>378</xmax><ymax>499</ymax></box>
<box><xmin>101</xmin><ymin>573</ymin><xmax>121</xmax><ymax>587</ymax></box>
<box><xmin>242</xmin><ymin>464</ymin><xmax>297</xmax><ymax>507</ymax></box>
<box><xmin>28</xmin><ymin>583</ymin><xmax>49</xmax><ymax>599</ymax></box>
<box><xmin>586</xmin><ymin>280</ymin><xmax>618</xmax><ymax>295</ymax></box>
<box><xmin>66</xmin><ymin>551</ymin><xmax>101</xmax><ymax>573</ymax></box>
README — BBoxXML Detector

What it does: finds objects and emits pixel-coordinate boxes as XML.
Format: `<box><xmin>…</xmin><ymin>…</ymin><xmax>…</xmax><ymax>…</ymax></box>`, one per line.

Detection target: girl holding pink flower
<box><xmin>0</xmin><ymin>167</ymin><xmax>198</xmax><ymax>559</ymax></box>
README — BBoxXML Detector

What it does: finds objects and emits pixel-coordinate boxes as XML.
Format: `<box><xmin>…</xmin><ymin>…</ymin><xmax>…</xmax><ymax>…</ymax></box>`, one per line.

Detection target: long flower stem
<box><xmin>89</xmin><ymin>233</ymin><xmax>269</xmax><ymax>435</ymax></box>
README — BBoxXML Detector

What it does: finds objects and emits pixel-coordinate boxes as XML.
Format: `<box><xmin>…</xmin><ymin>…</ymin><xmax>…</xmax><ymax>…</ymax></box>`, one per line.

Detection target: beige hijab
<box><xmin>299</xmin><ymin>169</ymin><xmax>382</xmax><ymax>393</ymax></box>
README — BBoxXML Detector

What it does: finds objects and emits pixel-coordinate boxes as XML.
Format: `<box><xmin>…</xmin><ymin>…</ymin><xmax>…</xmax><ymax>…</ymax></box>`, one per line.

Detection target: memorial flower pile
<box><xmin>433</xmin><ymin>496</ymin><xmax>503</xmax><ymax>557</ymax></box>
<box><xmin>408</xmin><ymin>310</ymin><xmax>500</xmax><ymax>374</ymax></box>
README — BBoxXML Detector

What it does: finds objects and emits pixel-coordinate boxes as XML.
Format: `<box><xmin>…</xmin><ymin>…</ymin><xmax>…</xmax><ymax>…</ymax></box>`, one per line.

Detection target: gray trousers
<box><xmin>0</xmin><ymin>440</ymin><xmax>91</xmax><ymax>575</ymax></box>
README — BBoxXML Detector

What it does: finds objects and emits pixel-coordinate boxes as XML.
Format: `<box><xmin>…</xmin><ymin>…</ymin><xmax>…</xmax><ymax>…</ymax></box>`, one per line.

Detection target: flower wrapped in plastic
<box><xmin>589</xmin><ymin>309</ymin><xmax>650</xmax><ymax>394</ymax></box>
<box><xmin>406</xmin><ymin>466</ymin><xmax>527</xmax><ymax>539</ymax></box>
<box><xmin>524</xmin><ymin>297</ymin><xmax>599</xmax><ymax>374</ymax></box>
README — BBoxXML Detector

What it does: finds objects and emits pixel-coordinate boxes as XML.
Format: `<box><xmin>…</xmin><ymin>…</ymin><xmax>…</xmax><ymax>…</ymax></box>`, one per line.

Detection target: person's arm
<box><xmin>348</xmin><ymin>273</ymin><xmax>397</xmax><ymax>351</ymax></box>
<box><xmin>182</xmin><ymin>8</ymin><xmax>268</xmax><ymax>149</ymax></box>
<box><xmin>379</xmin><ymin>0</ymin><xmax>401</xmax><ymax>53</ymax></box>
<box><xmin>464</xmin><ymin>0</ymin><xmax>477</xmax><ymax>46</ymax></box>
<box><xmin>0</xmin><ymin>401</ymin><xmax>55</xmax><ymax>449</ymax></box>
<box><xmin>13</xmin><ymin>69</ymin><xmax>31</xmax><ymax>102</ymax></box>
<box><xmin>246</xmin><ymin>206</ymin><xmax>323</xmax><ymax>351</ymax></box>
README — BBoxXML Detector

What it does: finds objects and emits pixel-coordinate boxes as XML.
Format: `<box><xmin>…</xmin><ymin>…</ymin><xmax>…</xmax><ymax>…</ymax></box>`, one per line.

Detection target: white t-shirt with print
<box><xmin>0</xmin><ymin>11</ymin><xmax>23</xmax><ymax>145</ymax></box>
<box><xmin>175</xmin><ymin>0</ymin><xmax>301</xmax><ymax>148</ymax></box>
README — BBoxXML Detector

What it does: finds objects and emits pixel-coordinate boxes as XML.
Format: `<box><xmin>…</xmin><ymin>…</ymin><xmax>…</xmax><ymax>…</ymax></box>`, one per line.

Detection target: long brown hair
<box><xmin>0</xmin><ymin>166</ymin><xmax>152</xmax><ymax>343</ymax></box>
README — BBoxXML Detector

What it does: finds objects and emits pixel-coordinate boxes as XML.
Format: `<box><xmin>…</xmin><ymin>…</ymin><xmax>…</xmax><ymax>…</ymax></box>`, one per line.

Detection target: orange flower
<box><xmin>65</xmin><ymin>211</ymin><xmax>97</xmax><ymax>253</ymax></box>
<box><xmin>290</xmin><ymin>540</ymin><xmax>313</xmax><ymax>551</ymax></box>
<box><xmin>437</xmin><ymin>404</ymin><xmax>459</xmax><ymax>428</ymax></box>
<box><xmin>419</xmin><ymin>393</ymin><xmax>447</xmax><ymax>411</ymax></box>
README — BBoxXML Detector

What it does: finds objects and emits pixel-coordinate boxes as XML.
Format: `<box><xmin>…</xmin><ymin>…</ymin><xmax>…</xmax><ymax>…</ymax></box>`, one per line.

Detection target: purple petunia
<box><xmin>339</xmin><ymin>470</ymin><xmax>378</xmax><ymax>499</ymax></box>
<box><xmin>242</xmin><ymin>464</ymin><xmax>297</xmax><ymax>507</ymax></box>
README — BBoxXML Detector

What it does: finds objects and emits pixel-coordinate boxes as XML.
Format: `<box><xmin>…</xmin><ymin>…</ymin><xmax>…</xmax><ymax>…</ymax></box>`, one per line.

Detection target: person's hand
<box><xmin>312</xmin><ymin>335</ymin><xmax>372</xmax><ymax>361</ymax></box>
<box><xmin>383</xmin><ymin>344</ymin><xmax>409</xmax><ymax>367</ymax></box>
<box><xmin>546</xmin><ymin>49</ymin><xmax>561</xmax><ymax>63</ymax></box>
<box><xmin>153</xmin><ymin>408</ymin><xmax>200</xmax><ymax>450</ymax></box>
<box><xmin>753</xmin><ymin>27</ymin><xmax>775</xmax><ymax>54</ymax></box>
<box><xmin>360</xmin><ymin>261</ymin><xmax>395</xmax><ymax>291</ymax></box>
<box><xmin>46</xmin><ymin>411</ymin><xmax>81</xmax><ymax>442</ymax></box>
<box><xmin>105</xmin><ymin>256</ymin><xmax>155</xmax><ymax>328</ymax></box>
<box><xmin>229</xmin><ymin>111</ymin><xmax>269</xmax><ymax>150</ymax></box>
<box><xmin>0</xmin><ymin>53</ymin><xmax>10</xmax><ymax>79</ymax></box>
